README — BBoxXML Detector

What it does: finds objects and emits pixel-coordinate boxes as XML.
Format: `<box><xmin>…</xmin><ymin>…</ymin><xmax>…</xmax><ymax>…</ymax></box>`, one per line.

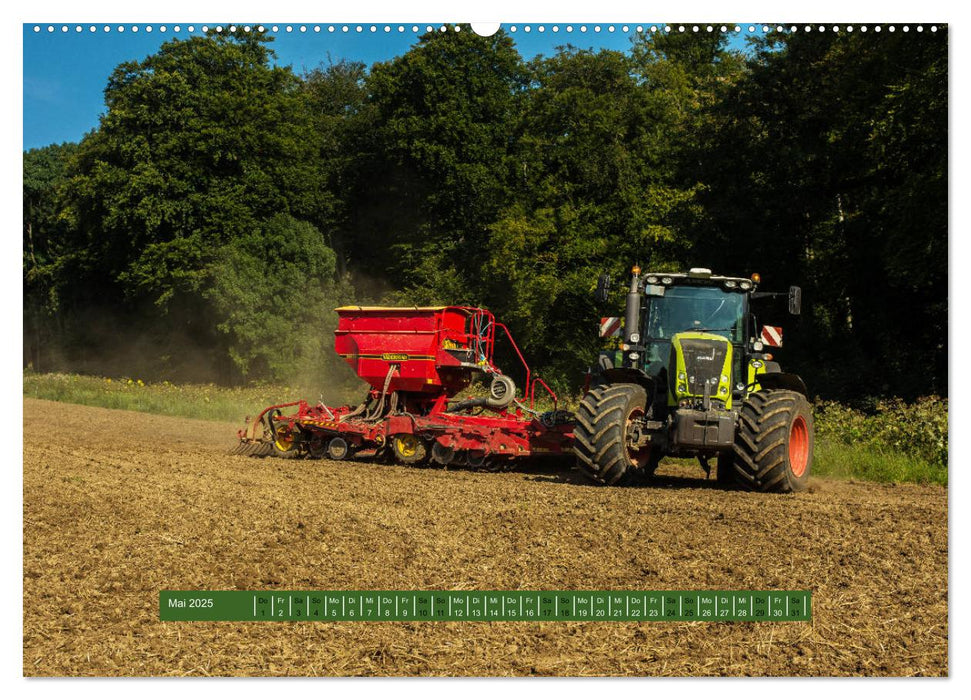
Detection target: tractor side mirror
<box><xmin>788</xmin><ymin>286</ymin><xmax>802</xmax><ymax>316</ymax></box>
<box><xmin>595</xmin><ymin>273</ymin><xmax>611</xmax><ymax>303</ymax></box>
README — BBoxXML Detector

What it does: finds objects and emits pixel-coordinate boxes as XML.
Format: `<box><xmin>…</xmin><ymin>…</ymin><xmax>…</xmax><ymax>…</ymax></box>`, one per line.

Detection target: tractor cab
<box><xmin>640</xmin><ymin>273</ymin><xmax>751</xmax><ymax>405</ymax></box>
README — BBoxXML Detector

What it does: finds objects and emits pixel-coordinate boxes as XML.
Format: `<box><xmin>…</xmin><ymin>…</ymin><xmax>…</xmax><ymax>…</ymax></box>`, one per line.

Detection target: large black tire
<box><xmin>731</xmin><ymin>389</ymin><xmax>813</xmax><ymax>493</ymax></box>
<box><xmin>574</xmin><ymin>383</ymin><xmax>653</xmax><ymax>485</ymax></box>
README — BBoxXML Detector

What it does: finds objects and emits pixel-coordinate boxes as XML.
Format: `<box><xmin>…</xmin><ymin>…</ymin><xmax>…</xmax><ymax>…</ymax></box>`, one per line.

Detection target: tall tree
<box><xmin>51</xmin><ymin>30</ymin><xmax>330</xmax><ymax>380</ymax></box>
<box><xmin>692</xmin><ymin>28</ymin><xmax>947</xmax><ymax>399</ymax></box>
<box><xmin>23</xmin><ymin>142</ymin><xmax>78</xmax><ymax>370</ymax></box>
<box><xmin>629</xmin><ymin>30</ymin><xmax>746</xmax><ymax>270</ymax></box>
<box><xmin>301</xmin><ymin>58</ymin><xmax>369</xmax><ymax>279</ymax></box>
<box><xmin>341</xmin><ymin>27</ymin><xmax>526</xmax><ymax>303</ymax></box>
<box><xmin>206</xmin><ymin>214</ymin><xmax>347</xmax><ymax>383</ymax></box>
<box><xmin>482</xmin><ymin>45</ymin><xmax>700</xmax><ymax>388</ymax></box>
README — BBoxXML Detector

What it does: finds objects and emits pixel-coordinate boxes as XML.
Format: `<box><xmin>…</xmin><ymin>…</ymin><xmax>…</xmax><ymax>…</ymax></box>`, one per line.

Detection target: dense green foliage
<box><xmin>339</xmin><ymin>28</ymin><xmax>526</xmax><ymax>302</ymax></box>
<box><xmin>24</xmin><ymin>142</ymin><xmax>77</xmax><ymax>371</ymax></box>
<box><xmin>811</xmin><ymin>441</ymin><xmax>946</xmax><ymax>486</ymax></box>
<box><xmin>693</xmin><ymin>31</ymin><xmax>948</xmax><ymax>399</ymax></box>
<box><xmin>25</xmin><ymin>31</ymin><xmax>339</xmax><ymax>382</ymax></box>
<box><xmin>206</xmin><ymin>214</ymin><xmax>351</xmax><ymax>384</ymax></box>
<box><xmin>24</xmin><ymin>26</ymin><xmax>947</xmax><ymax>404</ymax></box>
<box><xmin>814</xmin><ymin>396</ymin><xmax>948</xmax><ymax>475</ymax></box>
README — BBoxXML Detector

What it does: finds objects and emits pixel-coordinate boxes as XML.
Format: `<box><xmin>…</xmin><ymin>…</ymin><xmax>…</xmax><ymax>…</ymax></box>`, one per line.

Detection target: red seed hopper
<box><xmin>334</xmin><ymin>306</ymin><xmax>496</xmax><ymax>399</ymax></box>
<box><xmin>235</xmin><ymin>306</ymin><xmax>573</xmax><ymax>469</ymax></box>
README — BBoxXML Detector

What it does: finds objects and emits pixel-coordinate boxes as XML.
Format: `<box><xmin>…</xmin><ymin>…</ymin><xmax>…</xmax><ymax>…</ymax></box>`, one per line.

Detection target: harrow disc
<box><xmin>466</xmin><ymin>450</ymin><xmax>491</xmax><ymax>470</ymax></box>
<box><xmin>430</xmin><ymin>442</ymin><xmax>456</xmax><ymax>466</ymax></box>
<box><xmin>253</xmin><ymin>442</ymin><xmax>274</xmax><ymax>457</ymax></box>
<box><xmin>308</xmin><ymin>436</ymin><xmax>328</xmax><ymax>459</ymax></box>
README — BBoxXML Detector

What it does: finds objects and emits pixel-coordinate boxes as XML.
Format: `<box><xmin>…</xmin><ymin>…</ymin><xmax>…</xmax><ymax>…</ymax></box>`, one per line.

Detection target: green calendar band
<box><xmin>159</xmin><ymin>590</ymin><xmax>811</xmax><ymax>622</ymax></box>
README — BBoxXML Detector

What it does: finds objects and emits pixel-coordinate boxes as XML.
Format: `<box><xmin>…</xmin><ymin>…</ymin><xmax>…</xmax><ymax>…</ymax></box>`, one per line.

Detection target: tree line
<box><xmin>23</xmin><ymin>26</ymin><xmax>947</xmax><ymax>400</ymax></box>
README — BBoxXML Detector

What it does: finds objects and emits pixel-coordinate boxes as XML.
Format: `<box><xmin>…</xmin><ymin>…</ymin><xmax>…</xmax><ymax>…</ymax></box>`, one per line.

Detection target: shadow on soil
<box><xmin>237</xmin><ymin>447</ymin><xmax>737</xmax><ymax>491</ymax></box>
<box><xmin>513</xmin><ymin>458</ymin><xmax>735</xmax><ymax>491</ymax></box>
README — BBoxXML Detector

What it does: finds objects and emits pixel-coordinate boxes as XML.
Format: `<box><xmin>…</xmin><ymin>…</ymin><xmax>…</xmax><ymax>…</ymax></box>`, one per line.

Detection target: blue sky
<box><xmin>23</xmin><ymin>22</ymin><xmax>752</xmax><ymax>151</ymax></box>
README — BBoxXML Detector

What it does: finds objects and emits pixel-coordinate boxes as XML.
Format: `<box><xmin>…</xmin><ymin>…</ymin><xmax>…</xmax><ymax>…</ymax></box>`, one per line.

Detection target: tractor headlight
<box><xmin>678</xmin><ymin>372</ymin><xmax>686</xmax><ymax>380</ymax></box>
<box><xmin>677</xmin><ymin>383</ymin><xmax>687</xmax><ymax>393</ymax></box>
<box><xmin>661</xmin><ymin>276</ymin><xmax>673</xmax><ymax>284</ymax></box>
<box><xmin>739</xmin><ymin>280</ymin><xmax>752</xmax><ymax>290</ymax></box>
<box><xmin>646</xmin><ymin>275</ymin><xmax>659</xmax><ymax>284</ymax></box>
<box><xmin>628</xmin><ymin>352</ymin><xmax>639</xmax><ymax>361</ymax></box>
<box><xmin>724</xmin><ymin>280</ymin><xmax>737</xmax><ymax>289</ymax></box>
<box><xmin>721</xmin><ymin>375</ymin><xmax>729</xmax><ymax>383</ymax></box>
<box><xmin>719</xmin><ymin>386</ymin><xmax>727</xmax><ymax>394</ymax></box>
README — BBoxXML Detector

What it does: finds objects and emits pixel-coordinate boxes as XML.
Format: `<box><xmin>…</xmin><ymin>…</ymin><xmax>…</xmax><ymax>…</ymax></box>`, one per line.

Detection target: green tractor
<box><xmin>575</xmin><ymin>267</ymin><xmax>813</xmax><ymax>493</ymax></box>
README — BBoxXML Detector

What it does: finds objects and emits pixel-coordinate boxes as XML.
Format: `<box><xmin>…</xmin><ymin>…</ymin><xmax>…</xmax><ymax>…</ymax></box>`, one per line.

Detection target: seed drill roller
<box><xmin>235</xmin><ymin>306</ymin><xmax>573</xmax><ymax>469</ymax></box>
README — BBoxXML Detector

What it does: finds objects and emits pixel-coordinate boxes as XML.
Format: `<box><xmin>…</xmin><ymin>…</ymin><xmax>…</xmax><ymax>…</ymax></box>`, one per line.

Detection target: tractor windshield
<box><xmin>644</xmin><ymin>286</ymin><xmax>745</xmax><ymax>345</ymax></box>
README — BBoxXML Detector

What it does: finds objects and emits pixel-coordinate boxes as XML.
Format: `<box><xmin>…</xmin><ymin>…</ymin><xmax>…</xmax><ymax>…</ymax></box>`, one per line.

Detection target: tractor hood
<box><xmin>668</xmin><ymin>332</ymin><xmax>734</xmax><ymax>408</ymax></box>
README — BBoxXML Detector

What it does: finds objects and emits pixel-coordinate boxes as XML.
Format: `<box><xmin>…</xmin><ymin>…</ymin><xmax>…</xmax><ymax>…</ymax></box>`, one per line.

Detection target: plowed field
<box><xmin>22</xmin><ymin>398</ymin><xmax>948</xmax><ymax>676</ymax></box>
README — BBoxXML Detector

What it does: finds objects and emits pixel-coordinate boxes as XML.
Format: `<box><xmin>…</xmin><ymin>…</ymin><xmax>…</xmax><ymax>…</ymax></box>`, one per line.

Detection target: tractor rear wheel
<box><xmin>574</xmin><ymin>383</ymin><xmax>651</xmax><ymax>485</ymax></box>
<box><xmin>731</xmin><ymin>389</ymin><xmax>813</xmax><ymax>493</ymax></box>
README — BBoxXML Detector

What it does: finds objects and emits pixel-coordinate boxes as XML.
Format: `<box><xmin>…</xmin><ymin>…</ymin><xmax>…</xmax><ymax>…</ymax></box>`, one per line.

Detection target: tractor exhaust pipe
<box><xmin>624</xmin><ymin>266</ymin><xmax>642</xmax><ymax>347</ymax></box>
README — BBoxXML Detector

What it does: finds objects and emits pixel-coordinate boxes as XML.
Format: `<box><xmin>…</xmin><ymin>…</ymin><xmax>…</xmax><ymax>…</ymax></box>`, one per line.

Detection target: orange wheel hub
<box><xmin>788</xmin><ymin>415</ymin><xmax>809</xmax><ymax>477</ymax></box>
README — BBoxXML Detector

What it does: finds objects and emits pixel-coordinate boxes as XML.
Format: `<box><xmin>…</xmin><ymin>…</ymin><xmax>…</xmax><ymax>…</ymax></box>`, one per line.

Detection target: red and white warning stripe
<box><xmin>600</xmin><ymin>317</ymin><xmax>623</xmax><ymax>338</ymax></box>
<box><xmin>761</xmin><ymin>325</ymin><xmax>783</xmax><ymax>347</ymax></box>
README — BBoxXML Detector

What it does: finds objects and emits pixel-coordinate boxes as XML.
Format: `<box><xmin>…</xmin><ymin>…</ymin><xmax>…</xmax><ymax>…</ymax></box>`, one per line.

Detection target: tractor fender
<box><xmin>757</xmin><ymin>371</ymin><xmax>808</xmax><ymax>397</ymax></box>
<box><xmin>597</xmin><ymin>367</ymin><xmax>657</xmax><ymax>397</ymax></box>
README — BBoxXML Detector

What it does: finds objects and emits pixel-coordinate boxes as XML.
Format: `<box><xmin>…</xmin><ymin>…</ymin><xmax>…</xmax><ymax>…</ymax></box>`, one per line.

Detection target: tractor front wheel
<box><xmin>731</xmin><ymin>389</ymin><xmax>813</xmax><ymax>493</ymax></box>
<box><xmin>574</xmin><ymin>383</ymin><xmax>651</xmax><ymax>485</ymax></box>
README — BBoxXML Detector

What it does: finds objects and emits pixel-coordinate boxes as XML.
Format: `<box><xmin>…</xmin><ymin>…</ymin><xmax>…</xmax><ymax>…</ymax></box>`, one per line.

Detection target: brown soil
<box><xmin>23</xmin><ymin>398</ymin><xmax>948</xmax><ymax>676</ymax></box>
